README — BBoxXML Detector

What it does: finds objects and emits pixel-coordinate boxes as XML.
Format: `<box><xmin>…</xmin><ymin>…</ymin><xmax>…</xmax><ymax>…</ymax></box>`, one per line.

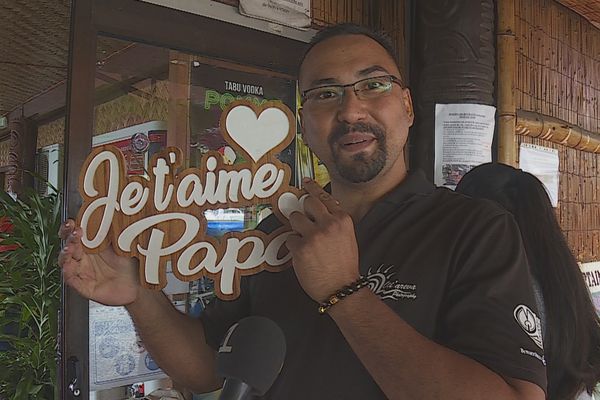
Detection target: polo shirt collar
<box><xmin>324</xmin><ymin>169</ymin><xmax>434</xmax><ymax>203</ymax></box>
<box><xmin>355</xmin><ymin>169</ymin><xmax>435</xmax><ymax>242</ymax></box>
<box><xmin>378</xmin><ymin>169</ymin><xmax>435</xmax><ymax>205</ymax></box>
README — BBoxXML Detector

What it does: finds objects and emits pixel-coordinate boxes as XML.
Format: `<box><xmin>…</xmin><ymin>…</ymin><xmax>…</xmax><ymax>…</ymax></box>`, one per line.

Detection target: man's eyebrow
<box><xmin>305</xmin><ymin>65</ymin><xmax>391</xmax><ymax>88</ymax></box>
<box><xmin>358</xmin><ymin>65</ymin><xmax>390</xmax><ymax>76</ymax></box>
<box><xmin>307</xmin><ymin>77</ymin><xmax>338</xmax><ymax>87</ymax></box>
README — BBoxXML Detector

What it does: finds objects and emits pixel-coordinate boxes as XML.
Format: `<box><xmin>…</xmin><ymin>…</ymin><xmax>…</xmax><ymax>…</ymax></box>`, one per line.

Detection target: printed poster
<box><xmin>89</xmin><ymin>302</ymin><xmax>167</xmax><ymax>390</ymax></box>
<box><xmin>519</xmin><ymin>143</ymin><xmax>560</xmax><ymax>207</ymax></box>
<box><xmin>239</xmin><ymin>0</ymin><xmax>311</xmax><ymax>29</ymax></box>
<box><xmin>581</xmin><ymin>261</ymin><xmax>600</xmax><ymax>316</ymax></box>
<box><xmin>434</xmin><ymin>104</ymin><xmax>496</xmax><ymax>189</ymax></box>
<box><xmin>89</xmin><ymin>266</ymin><xmax>189</xmax><ymax>390</ymax></box>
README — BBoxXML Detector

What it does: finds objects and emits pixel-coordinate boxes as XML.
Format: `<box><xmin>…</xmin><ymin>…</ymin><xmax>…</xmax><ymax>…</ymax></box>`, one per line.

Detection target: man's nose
<box><xmin>336</xmin><ymin>89</ymin><xmax>368</xmax><ymax>124</ymax></box>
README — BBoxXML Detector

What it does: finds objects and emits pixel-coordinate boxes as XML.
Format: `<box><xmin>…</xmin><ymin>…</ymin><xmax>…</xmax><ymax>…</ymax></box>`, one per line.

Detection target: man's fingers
<box><xmin>60</xmin><ymin>256</ymin><xmax>79</xmax><ymax>278</ymax></box>
<box><xmin>285</xmin><ymin>233</ymin><xmax>302</xmax><ymax>252</ymax></box>
<box><xmin>58</xmin><ymin>246</ymin><xmax>83</xmax><ymax>284</ymax></box>
<box><xmin>59</xmin><ymin>219</ymin><xmax>76</xmax><ymax>240</ymax></box>
<box><xmin>58</xmin><ymin>226</ymin><xmax>85</xmax><ymax>279</ymax></box>
<box><xmin>302</xmin><ymin>178</ymin><xmax>341</xmax><ymax>213</ymax></box>
<box><xmin>57</xmin><ymin>247</ymin><xmax>71</xmax><ymax>266</ymax></box>
<box><xmin>302</xmin><ymin>196</ymin><xmax>328</xmax><ymax>221</ymax></box>
<box><xmin>62</xmin><ymin>263</ymin><xmax>89</xmax><ymax>296</ymax></box>
<box><xmin>67</xmin><ymin>227</ymin><xmax>85</xmax><ymax>262</ymax></box>
<box><xmin>59</xmin><ymin>237</ymin><xmax>78</xmax><ymax>267</ymax></box>
<box><xmin>288</xmin><ymin>211</ymin><xmax>314</xmax><ymax>236</ymax></box>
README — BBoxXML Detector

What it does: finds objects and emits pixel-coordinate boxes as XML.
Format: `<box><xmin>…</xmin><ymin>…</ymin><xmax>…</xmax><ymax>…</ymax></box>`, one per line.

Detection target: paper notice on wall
<box><xmin>434</xmin><ymin>104</ymin><xmax>496</xmax><ymax>189</ymax></box>
<box><xmin>239</xmin><ymin>0</ymin><xmax>311</xmax><ymax>29</ymax></box>
<box><xmin>519</xmin><ymin>143</ymin><xmax>559</xmax><ymax>207</ymax></box>
<box><xmin>581</xmin><ymin>262</ymin><xmax>600</xmax><ymax>315</ymax></box>
<box><xmin>89</xmin><ymin>302</ymin><xmax>167</xmax><ymax>390</ymax></box>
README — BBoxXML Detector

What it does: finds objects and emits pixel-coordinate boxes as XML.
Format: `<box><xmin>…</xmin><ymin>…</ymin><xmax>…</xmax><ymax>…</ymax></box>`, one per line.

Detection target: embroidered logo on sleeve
<box><xmin>366</xmin><ymin>264</ymin><xmax>417</xmax><ymax>301</ymax></box>
<box><xmin>520</xmin><ymin>347</ymin><xmax>546</xmax><ymax>365</ymax></box>
<box><xmin>513</xmin><ymin>304</ymin><xmax>544</xmax><ymax>350</ymax></box>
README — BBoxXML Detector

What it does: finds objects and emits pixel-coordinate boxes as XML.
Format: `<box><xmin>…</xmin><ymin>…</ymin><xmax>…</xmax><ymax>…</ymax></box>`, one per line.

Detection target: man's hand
<box><xmin>58</xmin><ymin>219</ymin><xmax>140</xmax><ymax>306</ymax></box>
<box><xmin>285</xmin><ymin>179</ymin><xmax>360</xmax><ymax>302</ymax></box>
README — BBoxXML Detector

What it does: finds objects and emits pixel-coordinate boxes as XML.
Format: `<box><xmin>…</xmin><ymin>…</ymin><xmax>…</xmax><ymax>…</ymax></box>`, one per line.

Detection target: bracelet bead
<box><xmin>318</xmin><ymin>275</ymin><xmax>369</xmax><ymax>314</ymax></box>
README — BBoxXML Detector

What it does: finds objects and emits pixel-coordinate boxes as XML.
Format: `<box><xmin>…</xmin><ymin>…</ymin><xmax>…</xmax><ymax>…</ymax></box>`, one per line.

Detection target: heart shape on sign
<box><xmin>278</xmin><ymin>192</ymin><xmax>309</xmax><ymax>219</ymax></box>
<box><xmin>223</xmin><ymin>101</ymin><xmax>294</xmax><ymax>163</ymax></box>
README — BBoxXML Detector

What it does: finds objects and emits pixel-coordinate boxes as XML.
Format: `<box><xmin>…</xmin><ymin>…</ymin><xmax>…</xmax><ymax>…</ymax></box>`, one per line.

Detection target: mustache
<box><xmin>328</xmin><ymin>122</ymin><xmax>386</xmax><ymax>146</ymax></box>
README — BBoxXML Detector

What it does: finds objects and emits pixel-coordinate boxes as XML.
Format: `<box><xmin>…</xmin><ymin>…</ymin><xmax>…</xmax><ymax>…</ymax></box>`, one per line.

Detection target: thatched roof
<box><xmin>2</xmin><ymin>0</ymin><xmax>600</xmax><ymax>120</ymax></box>
<box><xmin>556</xmin><ymin>0</ymin><xmax>600</xmax><ymax>29</ymax></box>
<box><xmin>0</xmin><ymin>0</ymin><xmax>70</xmax><ymax>118</ymax></box>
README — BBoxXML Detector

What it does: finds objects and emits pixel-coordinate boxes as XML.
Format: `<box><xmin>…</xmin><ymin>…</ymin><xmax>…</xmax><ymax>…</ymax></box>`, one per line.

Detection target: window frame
<box><xmin>63</xmin><ymin>1</ymin><xmax>309</xmax><ymax>397</ymax></box>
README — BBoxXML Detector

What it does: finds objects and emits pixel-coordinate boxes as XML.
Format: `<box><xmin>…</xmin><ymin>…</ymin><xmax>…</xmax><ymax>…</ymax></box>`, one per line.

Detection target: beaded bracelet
<box><xmin>318</xmin><ymin>275</ymin><xmax>369</xmax><ymax>314</ymax></box>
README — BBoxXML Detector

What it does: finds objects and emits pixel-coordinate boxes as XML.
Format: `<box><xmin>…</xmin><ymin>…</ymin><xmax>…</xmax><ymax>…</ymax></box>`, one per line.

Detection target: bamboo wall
<box><xmin>515</xmin><ymin>0</ymin><xmax>600</xmax><ymax>262</ymax></box>
<box><xmin>516</xmin><ymin>0</ymin><xmax>600</xmax><ymax>131</ymax></box>
<box><xmin>517</xmin><ymin>135</ymin><xmax>600</xmax><ymax>262</ymax></box>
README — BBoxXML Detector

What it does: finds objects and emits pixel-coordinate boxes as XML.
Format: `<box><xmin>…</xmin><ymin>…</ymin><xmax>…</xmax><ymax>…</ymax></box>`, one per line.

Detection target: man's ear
<box><xmin>402</xmin><ymin>88</ymin><xmax>414</xmax><ymax>127</ymax></box>
<box><xmin>298</xmin><ymin>107</ymin><xmax>309</xmax><ymax>146</ymax></box>
<box><xmin>298</xmin><ymin>107</ymin><xmax>305</xmax><ymax>131</ymax></box>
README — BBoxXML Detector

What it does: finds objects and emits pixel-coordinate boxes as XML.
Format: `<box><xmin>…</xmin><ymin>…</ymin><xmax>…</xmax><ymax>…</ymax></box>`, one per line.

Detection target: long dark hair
<box><xmin>456</xmin><ymin>163</ymin><xmax>600</xmax><ymax>399</ymax></box>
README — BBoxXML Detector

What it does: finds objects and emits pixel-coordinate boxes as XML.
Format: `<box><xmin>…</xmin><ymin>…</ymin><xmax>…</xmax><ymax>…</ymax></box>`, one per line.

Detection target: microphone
<box><xmin>216</xmin><ymin>316</ymin><xmax>286</xmax><ymax>400</ymax></box>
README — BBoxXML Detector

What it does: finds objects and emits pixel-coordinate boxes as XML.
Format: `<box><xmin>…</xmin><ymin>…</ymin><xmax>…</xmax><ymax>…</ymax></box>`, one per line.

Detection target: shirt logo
<box><xmin>366</xmin><ymin>264</ymin><xmax>416</xmax><ymax>301</ymax></box>
<box><xmin>513</xmin><ymin>304</ymin><xmax>544</xmax><ymax>350</ymax></box>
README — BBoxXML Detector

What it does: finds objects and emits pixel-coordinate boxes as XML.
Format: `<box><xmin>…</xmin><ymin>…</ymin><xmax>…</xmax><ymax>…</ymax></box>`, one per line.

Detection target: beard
<box><xmin>328</xmin><ymin>122</ymin><xmax>387</xmax><ymax>183</ymax></box>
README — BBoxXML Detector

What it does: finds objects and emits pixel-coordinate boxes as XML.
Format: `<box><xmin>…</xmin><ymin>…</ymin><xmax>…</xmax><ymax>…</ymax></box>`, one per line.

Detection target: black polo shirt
<box><xmin>200</xmin><ymin>171</ymin><xmax>547</xmax><ymax>399</ymax></box>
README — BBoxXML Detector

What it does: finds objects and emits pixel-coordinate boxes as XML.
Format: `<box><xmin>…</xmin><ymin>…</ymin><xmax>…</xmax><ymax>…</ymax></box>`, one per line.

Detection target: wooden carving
<box><xmin>77</xmin><ymin>100</ymin><xmax>305</xmax><ymax>300</ymax></box>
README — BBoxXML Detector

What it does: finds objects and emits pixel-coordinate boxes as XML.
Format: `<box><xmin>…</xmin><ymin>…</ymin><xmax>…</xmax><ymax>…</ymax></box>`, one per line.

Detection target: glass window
<box><xmin>86</xmin><ymin>35</ymin><xmax>316</xmax><ymax>399</ymax></box>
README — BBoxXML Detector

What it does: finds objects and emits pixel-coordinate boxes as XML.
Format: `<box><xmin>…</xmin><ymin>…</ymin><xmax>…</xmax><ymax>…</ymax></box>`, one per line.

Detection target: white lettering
<box><xmin>78</xmin><ymin>104</ymin><xmax>294</xmax><ymax>299</ymax></box>
<box><xmin>253</xmin><ymin>164</ymin><xmax>285</xmax><ymax>198</ymax></box>
<box><xmin>80</xmin><ymin>150</ymin><xmax>120</xmax><ymax>248</ymax></box>
<box><xmin>153</xmin><ymin>158</ymin><xmax>174</xmax><ymax>212</ymax></box>
<box><xmin>117</xmin><ymin>213</ymin><xmax>202</xmax><ymax>285</ymax></box>
<box><xmin>120</xmin><ymin>181</ymin><xmax>149</xmax><ymax>215</ymax></box>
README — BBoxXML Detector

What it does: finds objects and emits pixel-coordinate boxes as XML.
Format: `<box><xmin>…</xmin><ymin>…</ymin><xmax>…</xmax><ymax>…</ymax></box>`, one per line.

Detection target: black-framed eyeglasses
<box><xmin>301</xmin><ymin>75</ymin><xmax>404</xmax><ymax>107</ymax></box>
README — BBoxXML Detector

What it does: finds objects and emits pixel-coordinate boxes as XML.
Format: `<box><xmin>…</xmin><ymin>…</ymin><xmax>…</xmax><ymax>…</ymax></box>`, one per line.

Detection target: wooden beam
<box><xmin>93</xmin><ymin>0</ymin><xmax>307</xmax><ymax>76</ymax></box>
<box><xmin>6</xmin><ymin>82</ymin><xmax>68</xmax><ymax>122</ymax></box>
<box><xmin>516</xmin><ymin>110</ymin><xmax>600</xmax><ymax>153</ymax></box>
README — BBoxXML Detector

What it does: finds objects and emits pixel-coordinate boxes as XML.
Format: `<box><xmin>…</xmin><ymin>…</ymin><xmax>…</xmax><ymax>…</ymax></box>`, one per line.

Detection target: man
<box><xmin>60</xmin><ymin>24</ymin><xmax>546</xmax><ymax>399</ymax></box>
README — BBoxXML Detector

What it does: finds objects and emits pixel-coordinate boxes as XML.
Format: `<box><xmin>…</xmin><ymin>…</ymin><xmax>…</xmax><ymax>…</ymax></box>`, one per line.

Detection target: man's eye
<box><xmin>315</xmin><ymin>89</ymin><xmax>339</xmax><ymax>100</ymax></box>
<box><xmin>365</xmin><ymin>80</ymin><xmax>387</xmax><ymax>90</ymax></box>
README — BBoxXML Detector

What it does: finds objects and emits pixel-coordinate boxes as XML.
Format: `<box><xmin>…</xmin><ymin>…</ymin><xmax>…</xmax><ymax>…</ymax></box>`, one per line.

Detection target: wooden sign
<box><xmin>77</xmin><ymin>100</ymin><xmax>306</xmax><ymax>300</ymax></box>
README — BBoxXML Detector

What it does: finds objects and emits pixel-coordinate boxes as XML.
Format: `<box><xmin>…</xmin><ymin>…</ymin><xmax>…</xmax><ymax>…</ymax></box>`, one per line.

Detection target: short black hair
<box><xmin>299</xmin><ymin>23</ymin><xmax>401</xmax><ymax>79</ymax></box>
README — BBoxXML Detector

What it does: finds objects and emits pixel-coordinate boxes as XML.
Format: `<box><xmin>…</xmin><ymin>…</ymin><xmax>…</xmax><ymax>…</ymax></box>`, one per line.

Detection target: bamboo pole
<box><xmin>516</xmin><ymin>109</ymin><xmax>600</xmax><ymax>153</ymax></box>
<box><xmin>497</xmin><ymin>0</ymin><xmax>518</xmax><ymax>166</ymax></box>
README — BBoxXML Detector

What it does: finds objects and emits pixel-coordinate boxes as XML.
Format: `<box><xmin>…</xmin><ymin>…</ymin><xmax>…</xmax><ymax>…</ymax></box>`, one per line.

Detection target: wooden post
<box><xmin>62</xmin><ymin>0</ymin><xmax>96</xmax><ymax>397</ymax></box>
<box><xmin>497</xmin><ymin>0</ymin><xmax>517</xmax><ymax>166</ymax></box>
<box><xmin>167</xmin><ymin>51</ymin><xmax>192</xmax><ymax>164</ymax></box>
<box><xmin>6</xmin><ymin>118</ymin><xmax>23</xmax><ymax>194</ymax></box>
<box><xmin>5</xmin><ymin>116</ymin><xmax>36</xmax><ymax>194</ymax></box>
<box><xmin>411</xmin><ymin>0</ymin><xmax>496</xmax><ymax>178</ymax></box>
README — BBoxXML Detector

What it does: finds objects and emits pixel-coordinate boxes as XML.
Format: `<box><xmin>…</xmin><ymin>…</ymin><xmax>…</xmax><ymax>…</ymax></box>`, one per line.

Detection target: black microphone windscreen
<box><xmin>216</xmin><ymin>316</ymin><xmax>286</xmax><ymax>396</ymax></box>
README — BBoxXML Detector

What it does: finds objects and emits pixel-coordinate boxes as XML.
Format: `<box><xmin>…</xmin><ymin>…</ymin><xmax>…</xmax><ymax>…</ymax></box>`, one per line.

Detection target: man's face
<box><xmin>299</xmin><ymin>34</ymin><xmax>414</xmax><ymax>184</ymax></box>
